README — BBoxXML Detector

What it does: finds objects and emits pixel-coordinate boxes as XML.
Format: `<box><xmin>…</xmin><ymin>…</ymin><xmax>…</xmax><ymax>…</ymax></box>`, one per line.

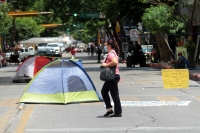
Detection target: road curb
<box><xmin>149</xmin><ymin>63</ymin><xmax>200</xmax><ymax>81</ymax></box>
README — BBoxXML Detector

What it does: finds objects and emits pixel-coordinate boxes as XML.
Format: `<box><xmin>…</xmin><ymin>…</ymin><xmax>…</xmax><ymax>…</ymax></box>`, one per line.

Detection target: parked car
<box><xmin>5</xmin><ymin>47</ymin><xmax>15</xmax><ymax>61</ymax></box>
<box><xmin>141</xmin><ymin>45</ymin><xmax>156</xmax><ymax>62</ymax></box>
<box><xmin>141</xmin><ymin>45</ymin><xmax>153</xmax><ymax>55</ymax></box>
<box><xmin>78</xmin><ymin>46</ymin><xmax>84</xmax><ymax>52</ymax></box>
<box><xmin>19</xmin><ymin>47</ymin><xmax>35</xmax><ymax>61</ymax></box>
<box><xmin>46</xmin><ymin>43</ymin><xmax>62</xmax><ymax>54</ymax></box>
<box><xmin>75</xmin><ymin>47</ymin><xmax>81</xmax><ymax>53</ymax></box>
<box><xmin>65</xmin><ymin>47</ymin><xmax>71</xmax><ymax>53</ymax></box>
<box><xmin>37</xmin><ymin>43</ymin><xmax>48</xmax><ymax>51</ymax></box>
<box><xmin>57</xmin><ymin>42</ymin><xmax>66</xmax><ymax>52</ymax></box>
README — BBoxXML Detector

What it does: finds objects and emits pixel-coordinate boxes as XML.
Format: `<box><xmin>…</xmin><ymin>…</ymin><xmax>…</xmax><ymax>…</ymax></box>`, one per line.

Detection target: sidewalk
<box><xmin>149</xmin><ymin>62</ymin><xmax>200</xmax><ymax>81</ymax></box>
<box><xmin>65</xmin><ymin>52</ymin><xmax>200</xmax><ymax>81</ymax></box>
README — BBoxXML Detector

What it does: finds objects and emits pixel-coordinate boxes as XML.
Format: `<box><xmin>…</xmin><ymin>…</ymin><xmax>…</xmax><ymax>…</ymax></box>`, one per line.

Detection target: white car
<box><xmin>57</xmin><ymin>42</ymin><xmax>66</xmax><ymax>52</ymax></box>
<box><xmin>37</xmin><ymin>43</ymin><xmax>48</xmax><ymax>51</ymax></box>
<box><xmin>5</xmin><ymin>49</ymin><xmax>14</xmax><ymax>61</ymax></box>
<box><xmin>46</xmin><ymin>43</ymin><xmax>61</xmax><ymax>54</ymax></box>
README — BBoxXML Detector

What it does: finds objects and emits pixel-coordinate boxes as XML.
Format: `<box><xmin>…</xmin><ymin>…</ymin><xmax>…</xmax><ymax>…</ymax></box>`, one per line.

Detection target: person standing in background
<box><xmin>90</xmin><ymin>44</ymin><xmax>95</xmax><ymax>57</ymax></box>
<box><xmin>87</xmin><ymin>45</ymin><xmax>90</xmax><ymax>56</ymax></box>
<box><xmin>97</xmin><ymin>44</ymin><xmax>102</xmax><ymax>63</ymax></box>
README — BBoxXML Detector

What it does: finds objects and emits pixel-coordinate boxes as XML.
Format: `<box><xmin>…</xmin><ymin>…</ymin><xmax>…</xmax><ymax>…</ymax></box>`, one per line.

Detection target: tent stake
<box><xmin>18</xmin><ymin>103</ymin><xmax>25</xmax><ymax>110</ymax></box>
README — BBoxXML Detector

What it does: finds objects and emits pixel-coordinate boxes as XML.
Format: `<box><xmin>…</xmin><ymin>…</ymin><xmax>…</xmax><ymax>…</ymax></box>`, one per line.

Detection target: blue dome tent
<box><xmin>19</xmin><ymin>59</ymin><xmax>102</xmax><ymax>104</ymax></box>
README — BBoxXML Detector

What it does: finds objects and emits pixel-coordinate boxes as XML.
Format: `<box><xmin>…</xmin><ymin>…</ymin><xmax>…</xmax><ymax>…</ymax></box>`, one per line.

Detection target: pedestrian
<box><xmin>101</xmin><ymin>40</ymin><xmax>122</xmax><ymax>117</ymax></box>
<box><xmin>171</xmin><ymin>51</ymin><xmax>187</xmax><ymax>69</ymax></box>
<box><xmin>13</xmin><ymin>49</ymin><xmax>19</xmax><ymax>64</ymax></box>
<box><xmin>132</xmin><ymin>41</ymin><xmax>142</xmax><ymax>66</ymax></box>
<box><xmin>97</xmin><ymin>44</ymin><xmax>102</xmax><ymax>63</ymax></box>
<box><xmin>90</xmin><ymin>44</ymin><xmax>95</xmax><ymax>57</ymax></box>
<box><xmin>70</xmin><ymin>47</ymin><xmax>75</xmax><ymax>59</ymax></box>
<box><xmin>87</xmin><ymin>45</ymin><xmax>90</xmax><ymax>56</ymax></box>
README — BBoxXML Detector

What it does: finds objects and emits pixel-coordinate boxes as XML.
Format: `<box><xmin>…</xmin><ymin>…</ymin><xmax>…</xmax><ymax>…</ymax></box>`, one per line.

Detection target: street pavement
<box><xmin>0</xmin><ymin>52</ymin><xmax>200</xmax><ymax>133</ymax></box>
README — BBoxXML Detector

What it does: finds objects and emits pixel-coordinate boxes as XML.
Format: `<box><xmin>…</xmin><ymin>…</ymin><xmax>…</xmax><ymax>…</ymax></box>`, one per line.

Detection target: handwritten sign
<box><xmin>162</xmin><ymin>69</ymin><xmax>189</xmax><ymax>89</ymax></box>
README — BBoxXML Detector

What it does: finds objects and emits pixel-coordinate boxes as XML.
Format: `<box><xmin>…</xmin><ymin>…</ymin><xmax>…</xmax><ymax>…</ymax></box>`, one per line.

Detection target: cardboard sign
<box><xmin>162</xmin><ymin>69</ymin><xmax>189</xmax><ymax>89</ymax></box>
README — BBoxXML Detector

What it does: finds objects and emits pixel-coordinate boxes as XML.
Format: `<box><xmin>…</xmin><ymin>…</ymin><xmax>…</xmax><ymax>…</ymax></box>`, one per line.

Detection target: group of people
<box><xmin>127</xmin><ymin>40</ymin><xmax>146</xmax><ymax>67</ymax></box>
<box><xmin>87</xmin><ymin>44</ymin><xmax>104</xmax><ymax>63</ymax></box>
<box><xmin>87</xmin><ymin>44</ymin><xmax>95</xmax><ymax>57</ymax></box>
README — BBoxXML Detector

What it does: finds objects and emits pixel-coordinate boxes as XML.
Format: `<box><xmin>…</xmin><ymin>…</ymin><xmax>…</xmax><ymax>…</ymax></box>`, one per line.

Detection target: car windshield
<box><xmin>47</xmin><ymin>44</ymin><xmax>58</xmax><ymax>47</ymax></box>
<box><xmin>7</xmin><ymin>49</ymin><xmax>15</xmax><ymax>52</ymax></box>
<box><xmin>141</xmin><ymin>45</ymin><xmax>153</xmax><ymax>53</ymax></box>
<box><xmin>38</xmin><ymin>43</ymin><xmax>47</xmax><ymax>47</ymax></box>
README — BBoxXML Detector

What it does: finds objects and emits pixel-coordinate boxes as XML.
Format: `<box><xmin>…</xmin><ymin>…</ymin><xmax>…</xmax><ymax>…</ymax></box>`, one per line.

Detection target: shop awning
<box><xmin>19</xmin><ymin>37</ymin><xmax>73</xmax><ymax>45</ymax></box>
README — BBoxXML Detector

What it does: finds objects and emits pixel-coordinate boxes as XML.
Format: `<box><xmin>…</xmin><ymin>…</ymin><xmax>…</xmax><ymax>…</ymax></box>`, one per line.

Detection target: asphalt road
<box><xmin>0</xmin><ymin>52</ymin><xmax>200</xmax><ymax>133</ymax></box>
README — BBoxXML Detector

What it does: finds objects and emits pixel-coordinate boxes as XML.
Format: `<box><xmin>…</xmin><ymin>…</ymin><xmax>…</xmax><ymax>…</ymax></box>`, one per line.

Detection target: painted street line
<box><xmin>111</xmin><ymin>101</ymin><xmax>191</xmax><ymax>107</ymax></box>
<box><xmin>26</xmin><ymin>127</ymin><xmax>200</xmax><ymax>132</ymax></box>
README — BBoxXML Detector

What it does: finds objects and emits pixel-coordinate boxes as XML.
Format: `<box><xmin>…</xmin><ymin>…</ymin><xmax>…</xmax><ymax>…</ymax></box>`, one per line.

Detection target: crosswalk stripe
<box><xmin>0</xmin><ymin>98</ymin><xmax>19</xmax><ymax>106</ymax></box>
<box><xmin>14</xmin><ymin>105</ymin><xmax>35</xmax><ymax>133</ymax></box>
<box><xmin>112</xmin><ymin>101</ymin><xmax>191</xmax><ymax>107</ymax></box>
<box><xmin>0</xmin><ymin>106</ymin><xmax>15</xmax><ymax>133</ymax></box>
<box><xmin>26</xmin><ymin>127</ymin><xmax>200</xmax><ymax>132</ymax></box>
<box><xmin>157</xmin><ymin>96</ymin><xmax>180</xmax><ymax>101</ymax></box>
<box><xmin>196</xmin><ymin>96</ymin><xmax>200</xmax><ymax>100</ymax></box>
<box><xmin>81</xmin><ymin>102</ymin><xmax>103</xmax><ymax>105</ymax></box>
<box><xmin>120</xmin><ymin>96</ymin><xmax>139</xmax><ymax>101</ymax></box>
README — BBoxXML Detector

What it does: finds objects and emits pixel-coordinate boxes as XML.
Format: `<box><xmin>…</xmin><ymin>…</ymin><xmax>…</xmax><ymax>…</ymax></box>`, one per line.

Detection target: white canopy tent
<box><xmin>19</xmin><ymin>37</ymin><xmax>74</xmax><ymax>45</ymax></box>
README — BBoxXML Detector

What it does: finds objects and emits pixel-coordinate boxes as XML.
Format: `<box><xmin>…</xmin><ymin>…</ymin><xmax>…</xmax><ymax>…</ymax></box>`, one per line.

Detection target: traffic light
<box><xmin>73</xmin><ymin>24</ymin><xmax>76</xmax><ymax>27</ymax></box>
<box><xmin>74</xmin><ymin>13</ymin><xmax>77</xmax><ymax>17</ymax></box>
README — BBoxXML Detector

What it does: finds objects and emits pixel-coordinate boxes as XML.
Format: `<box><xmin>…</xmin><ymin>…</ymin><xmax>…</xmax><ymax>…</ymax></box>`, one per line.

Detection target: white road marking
<box><xmin>26</xmin><ymin>127</ymin><xmax>200</xmax><ymax>132</ymax></box>
<box><xmin>111</xmin><ymin>101</ymin><xmax>191</xmax><ymax>107</ymax></box>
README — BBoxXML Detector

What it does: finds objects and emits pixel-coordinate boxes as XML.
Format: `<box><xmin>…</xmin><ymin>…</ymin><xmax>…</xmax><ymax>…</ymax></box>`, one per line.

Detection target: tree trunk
<box><xmin>9</xmin><ymin>18</ymin><xmax>17</xmax><ymax>47</ymax></box>
<box><xmin>105</xmin><ymin>19</ymin><xmax>113</xmax><ymax>40</ymax></box>
<box><xmin>155</xmin><ymin>34</ymin><xmax>174</xmax><ymax>62</ymax></box>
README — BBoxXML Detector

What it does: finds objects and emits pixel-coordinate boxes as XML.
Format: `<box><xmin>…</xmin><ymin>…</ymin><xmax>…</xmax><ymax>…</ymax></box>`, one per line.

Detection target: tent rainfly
<box><xmin>13</xmin><ymin>56</ymin><xmax>51</xmax><ymax>83</ymax></box>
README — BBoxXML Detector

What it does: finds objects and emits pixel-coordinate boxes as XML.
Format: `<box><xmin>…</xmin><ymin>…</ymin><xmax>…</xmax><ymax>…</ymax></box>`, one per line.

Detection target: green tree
<box><xmin>142</xmin><ymin>5</ymin><xmax>185</xmax><ymax>62</ymax></box>
<box><xmin>63</xmin><ymin>0</ymin><xmax>149</xmax><ymax>58</ymax></box>
<box><xmin>0</xmin><ymin>2</ymin><xmax>12</xmax><ymax>34</ymax></box>
<box><xmin>139</xmin><ymin>0</ymin><xmax>199</xmax><ymax>65</ymax></box>
<box><xmin>7</xmin><ymin>0</ymin><xmax>56</xmax><ymax>44</ymax></box>
<box><xmin>0</xmin><ymin>2</ymin><xmax>12</xmax><ymax>48</ymax></box>
<box><xmin>15</xmin><ymin>17</ymin><xmax>45</xmax><ymax>41</ymax></box>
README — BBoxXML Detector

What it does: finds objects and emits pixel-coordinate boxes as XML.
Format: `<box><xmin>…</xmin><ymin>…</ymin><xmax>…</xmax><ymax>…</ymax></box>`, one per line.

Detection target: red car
<box><xmin>65</xmin><ymin>46</ymin><xmax>82</xmax><ymax>53</ymax></box>
<box><xmin>65</xmin><ymin>47</ymin><xmax>71</xmax><ymax>53</ymax></box>
<box><xmin>74</xmin><ymin>47</ymin><xmax>81</xmax><ymax>53</ymax></box>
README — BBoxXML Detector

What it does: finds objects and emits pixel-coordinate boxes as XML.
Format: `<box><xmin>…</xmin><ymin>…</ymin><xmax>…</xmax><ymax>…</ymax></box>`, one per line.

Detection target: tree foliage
<box><xmin>142</xmin><ymin>5</ymin><xmax>185</xmax><ymax>34</ymax></box>
<box><xmin>2</xmin><ymin>0</ymin><xmax>150</xmax><ymax>49</ymax></box>
<box><xmin>15</xmin><ymin>17</ymin><xmax>45</xmax><ymax>40</ymax></box>
<box><xmin>0</xmin><ymin>2</ymin><xmax>12</xmax><ymax>33</ymax></box>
